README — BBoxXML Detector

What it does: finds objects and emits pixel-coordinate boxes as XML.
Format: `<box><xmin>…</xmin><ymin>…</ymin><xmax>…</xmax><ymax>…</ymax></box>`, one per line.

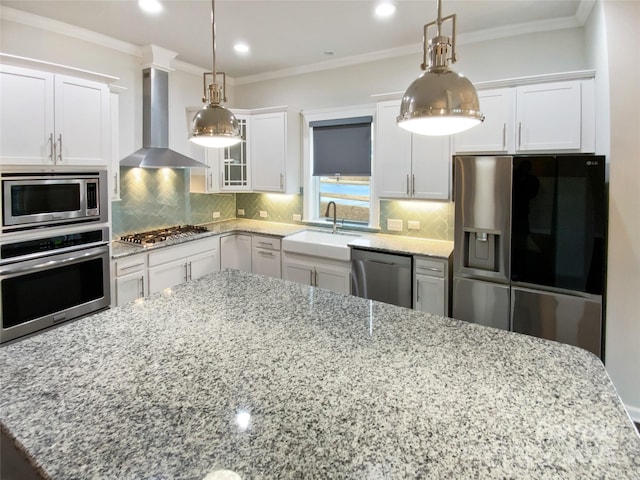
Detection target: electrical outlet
<box><xmin>408</xmin><ymin>220</ymin><xmax>420</xmax><ymax>230</ymax></box>
<box><xmin>237</xmin><ymin>209</ymin><xmax>245</xmax><ymax>216</ymax></box>
<box><xmin>387</xmin><ymin>219</ymin><xmax>403</xmax><ymax>232</ymax></box>
<box><xmin>292</xmin><ymin>213</ymin><xmax>302</xmax><ymax>222</ymax></box>
<box><xmin>259</xmin><ymin>210</ymin><xmax>268</xmax><ymax>218</ymax></box>
<box><xmin>212</xmin><ymin>211</ymin><xmax>220</xmax><ymax>219</ymax></box>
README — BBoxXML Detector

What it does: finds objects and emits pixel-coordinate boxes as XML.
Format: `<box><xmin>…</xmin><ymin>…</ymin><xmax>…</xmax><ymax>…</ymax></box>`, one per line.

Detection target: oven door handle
<box><xmin>0</xmin><ymin>245</ymin><xmax>108</xmax><ymax>276</ymax></box>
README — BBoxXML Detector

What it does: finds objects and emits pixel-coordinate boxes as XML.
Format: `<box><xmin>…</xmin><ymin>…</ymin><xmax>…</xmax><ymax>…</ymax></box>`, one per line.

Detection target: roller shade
<box><xmin>310</xmin><ymin>116</ymin><xmax>372</xmax><ymax>176</ymax></box>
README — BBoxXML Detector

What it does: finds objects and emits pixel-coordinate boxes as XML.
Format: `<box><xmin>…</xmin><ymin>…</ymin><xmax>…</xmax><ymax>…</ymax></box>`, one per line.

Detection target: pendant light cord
<box><xmin>211</xmin><ymin>0</ymin><xmax>217</xmax><ymax>80</ymax></box>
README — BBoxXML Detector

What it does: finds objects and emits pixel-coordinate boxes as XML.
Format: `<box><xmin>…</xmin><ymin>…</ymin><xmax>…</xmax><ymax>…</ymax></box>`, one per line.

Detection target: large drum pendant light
<box><xmin>189</xmin><ymin>0</ymin><xmax>242</xmax><ymax>148</ymax></box>
<box><xmin>397</xmin><ymin>0</ymin><xmax>484</xmax><ymax>136</ymax></box>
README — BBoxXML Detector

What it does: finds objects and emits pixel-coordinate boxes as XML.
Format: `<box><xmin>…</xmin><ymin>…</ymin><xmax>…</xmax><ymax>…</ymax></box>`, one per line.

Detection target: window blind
<box><xmin>310</xmin><ymin>116</ymin><xmax>372</xmax><ymax>176</ymax></box>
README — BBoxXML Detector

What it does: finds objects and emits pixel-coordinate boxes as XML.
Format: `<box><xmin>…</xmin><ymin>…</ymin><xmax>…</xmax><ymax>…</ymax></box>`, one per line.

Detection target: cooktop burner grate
<box><xmin>119</xmin><ymin>225</ymin><xmax>208</xmax><ymax>246</ymax></box>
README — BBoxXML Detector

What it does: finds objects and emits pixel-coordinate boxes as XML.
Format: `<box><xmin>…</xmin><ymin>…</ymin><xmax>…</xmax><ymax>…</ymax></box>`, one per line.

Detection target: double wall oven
<box><xmin>1</xmin><ymin>170</ymin><xmax>110</xmax><ymax>344</ymax></box>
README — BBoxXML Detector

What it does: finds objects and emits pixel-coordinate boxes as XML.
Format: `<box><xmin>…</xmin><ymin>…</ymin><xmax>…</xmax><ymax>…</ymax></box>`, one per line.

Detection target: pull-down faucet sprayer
<box><xmin>325</xmin><ymin>201</ymin><xmax>337</xmax><ymax>234</ymax></box>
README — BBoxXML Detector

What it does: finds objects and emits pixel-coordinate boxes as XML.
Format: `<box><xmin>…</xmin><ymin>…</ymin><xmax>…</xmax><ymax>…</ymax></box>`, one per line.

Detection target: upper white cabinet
<box><xmin>221</xmin><ymin>114</ymin><xmax>251</xmax><ymax>191</ymax></box>
<box><xmin>453</xmin><ymin>88</ymin><xmax>516</xmax><ymax>154</ymax></box>
<box><xmin>452</xmin><ymin>78</ymin><xmax>595</xmax><ymax>155</ymax></box>
<box><xmin>516</xmin><ymin>80</ymin><xmax>593</xmax><ymax>152</ymax></box>
<box><xmin>0</xmin><ymin>64</ymin><xmax>110</xmax><ymax>166</ymax></box>
<box><xmin>251</xmin><ymin>109</ymin><xmax>301</xmax><ymax>194</ymax></box>
<box><xmin>375</xmin><ymin>100</ymin><xmax>451</xmax><ymax>200</ymax></box>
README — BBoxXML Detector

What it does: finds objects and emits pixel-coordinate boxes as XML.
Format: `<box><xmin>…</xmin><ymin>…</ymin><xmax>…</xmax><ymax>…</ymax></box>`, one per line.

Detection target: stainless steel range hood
<box><xmin>120</xmin><ymin>67</ymin><xmax>208</xmax><ymax>169</ymax></box>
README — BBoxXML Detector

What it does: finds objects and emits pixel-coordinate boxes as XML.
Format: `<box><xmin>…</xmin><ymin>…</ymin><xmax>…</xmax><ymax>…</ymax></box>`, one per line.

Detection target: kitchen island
<box><xmin>1</xmin><ymin>270</ymin><xmax>639</xmax><ymax>479</ymax></box>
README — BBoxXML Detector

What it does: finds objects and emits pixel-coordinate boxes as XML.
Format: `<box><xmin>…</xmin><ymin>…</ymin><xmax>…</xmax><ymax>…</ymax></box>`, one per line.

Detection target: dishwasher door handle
<box><xmin>363</xmin><ymin>259</ymin><xmax>396</xmax><ymax>266</ymax></box>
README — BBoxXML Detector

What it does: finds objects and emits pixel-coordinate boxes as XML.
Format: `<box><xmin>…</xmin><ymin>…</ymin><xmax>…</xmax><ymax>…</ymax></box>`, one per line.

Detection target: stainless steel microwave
<box><xmin>2</xmin><ymin>171</ymin><xmax>108</xmax><ymax>233</ymax></box>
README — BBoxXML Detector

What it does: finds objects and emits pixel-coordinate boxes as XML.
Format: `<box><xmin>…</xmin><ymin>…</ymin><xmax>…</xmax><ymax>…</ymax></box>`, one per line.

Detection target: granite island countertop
<box><xmin>1</xmin><ymin>270</ymin><xmax>639</xmax><ymax>479</ymax></box>
<box><xmin>111</xmin><ymin>219</ymin><xmax>454</xmax><ymax>260</ymax></box>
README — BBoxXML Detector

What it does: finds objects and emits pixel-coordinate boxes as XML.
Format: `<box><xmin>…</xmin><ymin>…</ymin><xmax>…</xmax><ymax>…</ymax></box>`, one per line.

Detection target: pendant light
<box><xmin>397</xmin><ymin>0</ymin><xmax>484</xmax><ymax>136</ymax></box>
<box><xmin>189</xmin><ymin>0</ymin><xmax>242</xmax><ymax>148</ymax></box>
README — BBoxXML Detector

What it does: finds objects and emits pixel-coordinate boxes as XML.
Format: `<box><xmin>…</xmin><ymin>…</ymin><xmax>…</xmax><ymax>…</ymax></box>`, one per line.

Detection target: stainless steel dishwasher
<box><xmin>351</xmin><ymin>248</ymin><xmax>412</xmax><ymax>308</ymax></box>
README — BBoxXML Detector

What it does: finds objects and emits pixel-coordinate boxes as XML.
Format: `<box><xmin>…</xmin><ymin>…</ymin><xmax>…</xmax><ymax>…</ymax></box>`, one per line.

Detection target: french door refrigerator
<box><xmin>452</xmin><ymin>155</ymin><xmax>607</xmax><ymax>357</ymax></box>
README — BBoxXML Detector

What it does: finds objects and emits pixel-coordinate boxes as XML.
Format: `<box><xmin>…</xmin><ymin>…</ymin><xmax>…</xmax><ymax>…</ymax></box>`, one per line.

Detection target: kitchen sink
<box><xmin>282</xmin><ymin>229</ymin><xmax>361</xmax><ymax>261</ymax></box>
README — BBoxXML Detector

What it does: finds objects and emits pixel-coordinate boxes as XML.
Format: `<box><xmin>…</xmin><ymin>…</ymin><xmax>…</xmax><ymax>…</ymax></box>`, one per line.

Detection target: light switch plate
<box><xmin>259</xmin><ymin>210</ymin><xmax>268</xmax><ymax>218</ymax></box>
<box><xmin>387</xmin><ymin>219</ymin><xmax>403</xmax><ymax>232</ymax></box>
<box><xmin>212</xmin><ymin>211</ymin><xmax>220</xmax><ymax>219</ymax></box>
<box><xmin>408</xmin><ymin>220</ymin><xmax>420</xmax><ymax>230</ymax></box>
<box><xmin>237</xmin><ymin>209</ymin><xmax>245</xmax><ymax>216</ymax></box>
<box><xmin>292</xmin><ymin>213</ymin><xmax>302</xmax><ymax>222</ymax></box>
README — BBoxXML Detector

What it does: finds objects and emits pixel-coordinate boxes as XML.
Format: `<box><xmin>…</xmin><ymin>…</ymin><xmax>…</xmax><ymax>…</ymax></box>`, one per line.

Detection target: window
<box><xmin>306</xmin><ymin>112</ymin><xmax>375</xmax><ymax>225</ymax></box>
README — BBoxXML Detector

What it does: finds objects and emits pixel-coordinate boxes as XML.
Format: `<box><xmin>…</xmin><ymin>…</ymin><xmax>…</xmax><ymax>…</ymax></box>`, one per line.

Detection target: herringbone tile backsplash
<box><xmin>112</xmin><ymin>167</ymin><xmax>453</xmax><ymax>241</ymax></box>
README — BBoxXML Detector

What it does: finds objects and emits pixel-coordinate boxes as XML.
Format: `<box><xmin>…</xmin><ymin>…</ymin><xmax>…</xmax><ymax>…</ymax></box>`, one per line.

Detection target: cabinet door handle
<box><xmin>314</xmin><ymin>269</ymin><xmax>318</xmax><ymax>287</ymax></box>
<box><xmin>209</xmin><ymin>172</ymin><xmax>213</xmax><ymax>189</ymax></box>
<box><xmin>57</xmin><ymin>134</ymin><xmax>63</xmax><ymax>163</ymax></box>
<box><xmin>48</xmin><ymin>133</ymin><xmax>55</xmax><ymax>163</ymax></box>
<box><xmin>502</xmin><ymin>123</ymin><xmax>506</xmax><ymax>150</ymax></box>
<box><xmin>416</xmin><ymin>279</ymin><xmax>420</xmax><ymax>303</ymax></box>
<box><xmin>518</xmin><ymin>122</ymin><xmax>522</xmax><ymax>149</ymax></box>
<box><xmin>259</xmin><ymin>250</ymin><xmax>275</xmax><ymax>257</ymax></box>
<box><xmin>184</xmin><ymin>263</ymin><xmax>189</xmax><ymax>282</ymax></box>
<box><xmin>258</xmin><ymin>241</ymin><xmax>273</xmax><ymax>247</ymax></box>
<box><xmin>113</xmin><ymin>173</ymin><xmax>118</xmax><ymax>195</ymax></box>
<box><xmin>140</xmin><ymin>276</ymin><xmax>145</xmax><ymax>298</ymax></box>
<box><xmin>309</xmin><ymin>269</ymin><xmax>314</xmax><ymax>286</ymax></box>
<box><xmin>412</xmin><ymin>174</ymin><xmax>416</xmax><ymax>196</ymax></box>
<box><xmin>417</xmin><ymin>266</ymin><xmax>441</xmax><ymax>272</ymax></box>
<box><xmin>406</xmin><ymin>174</ymin><xmax>410</xmax><ymax>196</ymax></box>
<box><xmin>280</xmin><ymin>173</ymin><xmax>284</xmax><ymax>190</ymax></box>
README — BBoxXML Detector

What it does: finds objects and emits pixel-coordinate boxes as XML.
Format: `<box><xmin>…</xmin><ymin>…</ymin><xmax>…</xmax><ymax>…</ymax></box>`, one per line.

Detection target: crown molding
<box><xmin>0</xmin><ymin>6</ymin><xmax>141</xmax><ymax>58</ymax></box>
<box><xmin>235</xmin><ymin>0</ymin><xmax>595</xmax><ymax>85</ymax></box>
<box><xmin>2</xmin><ymin>0</ymin><xmax>596</xmax><ymax>86</ymax></box>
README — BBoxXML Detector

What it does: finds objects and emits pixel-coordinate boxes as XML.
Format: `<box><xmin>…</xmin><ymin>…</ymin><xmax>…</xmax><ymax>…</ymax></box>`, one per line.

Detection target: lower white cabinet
<box><xmin>414</xmin><ymin>256</ymin><xmax>450</xmax><ymax>317</ymax></box>
<box><xmin>220</xmin><ymin>234</ymin><xmax>252</xmax><ymax>271</ymax></box>
<box><xmin>282</xmin><ymin>251</ymin><xmax>351</xmax><ymax>294</ymax></box>
<box><xmin>147</xmin><ymin>236</ymin><xmax>220</xmax><ymax>294</ymax></box>
<box><xmin>113</xmin><ymin>254</ymin><xmax>147</xmax><ymax>306</ymax></box>
<box><xmin>252</xmin><ymin>235</ymin><xmax>282</xmax><ymax>278</ymax></box>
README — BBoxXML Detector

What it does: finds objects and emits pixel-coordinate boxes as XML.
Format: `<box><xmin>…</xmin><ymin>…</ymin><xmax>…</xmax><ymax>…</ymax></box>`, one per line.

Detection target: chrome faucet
<box><xmin>325</xmin><ymin>201</ymin><xmax>337</xmax><ymax>233</ymax></box>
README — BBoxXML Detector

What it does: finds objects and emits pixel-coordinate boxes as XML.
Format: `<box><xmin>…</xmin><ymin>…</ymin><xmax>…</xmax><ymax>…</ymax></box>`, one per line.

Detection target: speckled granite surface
<box><xmin>111</xmin><ymin>219</ymin><xmax>453</xmax><ymax>260</ymax></box>
<box><xmin>1</xmin><ymin>270</ymin><xmax>638</xmax><ymax>479</ymax></box>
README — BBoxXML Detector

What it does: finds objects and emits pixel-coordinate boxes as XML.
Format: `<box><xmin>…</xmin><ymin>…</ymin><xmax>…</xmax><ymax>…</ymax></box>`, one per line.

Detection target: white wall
<box><xmin>599</xmin><ymin>1</ymin><xmax>640</xmax><ymax>422</ymax></box>
<box><xmin>234</xmin><ymin>27</ymin><xmax>587</xmax><ymax>109</ymax></box>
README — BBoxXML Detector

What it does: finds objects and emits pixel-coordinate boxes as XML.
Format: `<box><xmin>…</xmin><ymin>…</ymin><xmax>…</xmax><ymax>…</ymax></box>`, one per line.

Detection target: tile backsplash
<box><xmin>111</xmin><ymin>167</ymin><xmax>235</xmax><ymax>237</ymax></box>
<box><xmin>112</xmin><ymin>168</ymin><xmax>453</xmax><ymax>242</ymax></box>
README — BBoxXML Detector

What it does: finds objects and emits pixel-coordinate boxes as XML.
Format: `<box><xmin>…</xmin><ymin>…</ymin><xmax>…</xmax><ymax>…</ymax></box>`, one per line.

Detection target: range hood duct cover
<box><xmin>120</xmin><ymin>67</ymin><xmax>208</xmax><ymax>169</ymax></box>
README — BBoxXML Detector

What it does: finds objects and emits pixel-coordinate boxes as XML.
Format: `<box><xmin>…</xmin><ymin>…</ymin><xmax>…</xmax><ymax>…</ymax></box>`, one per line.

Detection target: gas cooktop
<box><xmin>119</xmin><ymin>225</ymin><xmax>208</xmax><ymax>246</ymax></box>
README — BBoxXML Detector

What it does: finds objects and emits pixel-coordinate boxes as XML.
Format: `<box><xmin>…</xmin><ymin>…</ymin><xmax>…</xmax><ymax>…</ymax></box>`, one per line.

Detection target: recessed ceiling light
<box><xmin>375</xmin><ymin>2</ymin><xmax>396</xmax><ymax>18</ymax></box>
<box><xmin>234</xmin><ymin>43</ymin><xmax>250</xmax><ymax>54</ymax></box>
<box><xmin>322</xmin><ymin>50</ymin><xmax>336</xmax><ymax>57</ymax></box>
<box><xmin>138</xmin><ymin>0</ymin><xmax>163</xmax><ymax>14</ymax></box>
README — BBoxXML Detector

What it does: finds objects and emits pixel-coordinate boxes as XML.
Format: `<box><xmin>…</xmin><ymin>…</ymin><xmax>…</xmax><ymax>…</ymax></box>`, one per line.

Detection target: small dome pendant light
<box><xmin>189</xmin><ymin>0</ymin><xmax>242</xmax><ymax>148</ymax></box>
<box><xmin>397</xmin><ymin>0</ymin><xmax>484</xmax><ymax>136</ymax></box>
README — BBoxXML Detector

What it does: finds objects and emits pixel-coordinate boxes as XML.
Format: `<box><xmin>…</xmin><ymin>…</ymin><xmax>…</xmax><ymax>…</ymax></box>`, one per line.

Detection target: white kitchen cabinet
<box><xmin>375</xmin><ymin>100</ymin><xmax>451</xmax><ymax>200</ymax></box>
<box><xmin>113</xmin><ymin>254</ymin><xmax>147</xmax><ymax>306</ymax></box>
<box><xmin>0</xmin><ymin>64</ymin><xmax>110</xmax><ymax>166</ymax></box>
<box><xmin>282</xmin><ymin>251</ymin><xmax>350</xmax><ymax>294</ymax></box>
<box><xmin>251</xmin><ymin>109</ymin><xmax>301</xmax><ymax>194</ymax></box>
<box><xmin>252</xmin><ymin>235</ymin><xmax>282</xmax><ymax>278</ymax></box>
<box><xmin>516</xmin><ymin>80</ymin><xmax>591</xmax><ymax>152</ymax></box>
<box><xmin>414</xmin><ymin>256</ymin><xmax>450</xmax><ymax>317</ymax></box>
<box><xmin>220</xmin><ymin>233</ymin><xmax>252</xmax><ymax>271</ymax></box>
<box><xmin>221</xmin><ymin>114</ymin><xmax>251</xmax><ymax>191</ymax></box>
<box><xmin>148</xmin><ymin>236</ymin><xmax>220</xmax><ymax>293</ymax></box>
<box><xmin>453</xmin><ymin>88</ymin><xmax>516</xmax><ymax>154</ymax></box>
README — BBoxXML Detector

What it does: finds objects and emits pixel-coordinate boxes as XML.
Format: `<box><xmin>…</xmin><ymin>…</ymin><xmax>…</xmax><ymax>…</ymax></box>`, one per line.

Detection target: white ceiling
<box><xmin>0</xmin><ymin>0</ymin><xmax>590</xmax><ymax>80</ymax></box>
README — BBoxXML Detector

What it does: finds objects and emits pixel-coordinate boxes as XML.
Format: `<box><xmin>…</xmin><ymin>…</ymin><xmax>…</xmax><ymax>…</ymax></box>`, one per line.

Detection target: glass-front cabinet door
<box><xmin>221</xmin><ymin>114</ymin><xmax>251</xmax><ymax>191</ymax></box>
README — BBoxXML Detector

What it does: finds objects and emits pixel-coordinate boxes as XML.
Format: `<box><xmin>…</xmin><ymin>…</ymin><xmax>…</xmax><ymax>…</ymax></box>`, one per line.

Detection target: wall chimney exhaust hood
<box><xmin>121</xmin><ymin>66</ymin><xmax>208</xmax><ymax>169</ymax></box>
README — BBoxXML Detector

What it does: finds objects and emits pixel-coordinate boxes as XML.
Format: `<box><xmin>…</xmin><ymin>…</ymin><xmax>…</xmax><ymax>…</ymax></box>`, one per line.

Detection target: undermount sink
<box><xmin>282</xmin><ymin>230</ymin><xmax>361</xmax><ymax>261</ymax></box>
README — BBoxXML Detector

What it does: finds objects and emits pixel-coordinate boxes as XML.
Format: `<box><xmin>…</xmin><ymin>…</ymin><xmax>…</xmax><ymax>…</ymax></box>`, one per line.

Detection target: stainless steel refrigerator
<box><xmin>452</xmin><ymin>155</ymin><xmax>607</xmax><ymax>357</ymax></box>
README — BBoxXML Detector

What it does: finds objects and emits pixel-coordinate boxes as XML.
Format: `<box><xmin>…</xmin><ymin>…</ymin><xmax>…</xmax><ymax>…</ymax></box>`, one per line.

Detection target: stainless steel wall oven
<box><xmin>1</xmin><ymin>226</ymin><xmax>111</xmax><ymax>343</ymax></box>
